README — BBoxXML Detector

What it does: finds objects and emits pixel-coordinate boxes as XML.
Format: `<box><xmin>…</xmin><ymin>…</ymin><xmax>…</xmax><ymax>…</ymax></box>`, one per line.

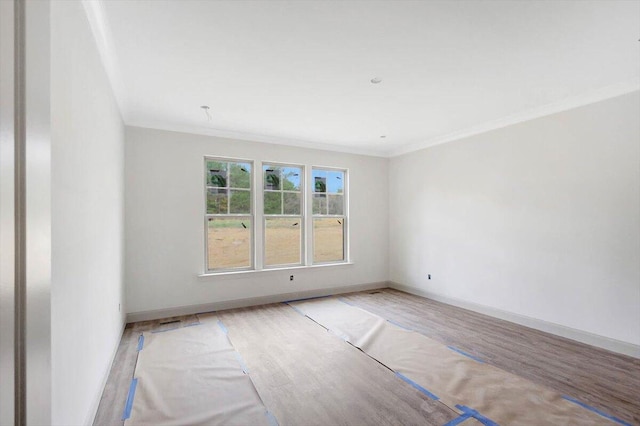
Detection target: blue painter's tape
<box><xmin>265</xmin><ymin>410</ymin><xmax>279</xmax><ymax>426</ymax></box>
<box><xmin>562</xmin><ymin>396</ymin><xmax>631</xmax><ymax>426</ymax></box>
<box><xmin>395</xmin><ymin>372</ymin><xmax>439</xmax><ymax>400</ymax></box>
<box><xmin>285</xmin><ymin>303</ymin><xmax>306</xmax><ymax>317</ymax></box>
<box><xmin>447</xmin><ymin>346</ymin><xmax>484</xmax><ymax>363</ymax></box>
<box><xmin>121</xmin><ymin>378</ymin><xmax>138</xmax><ymax>420</ymax></box>
<box><xmin>234</xmin><ymin>351</ymin><xmax>249</xmax><ymax>374</ymax></box>
<box><xmin>454</xmin><ymin>405</ymin><xmax>500</xmax><ymax>426</ymax></box>
<box><xmin>217</xmin><ymin>320</ymin><xmax>229</xmax><ymax>335</ymax></box>
<box><xmin>137</xmin><ymin>335</ymin><xmax>144</xmax><ymax>351</ymax></box>
<box><xmin>443</xmin><ymin>412</ymin><xmax>473</xmax><ymax>426</ymax></box>
<box><xmin>387</xmin><ymin>319</ymin><xmax>413</xmax><ymax>331</ymax></box>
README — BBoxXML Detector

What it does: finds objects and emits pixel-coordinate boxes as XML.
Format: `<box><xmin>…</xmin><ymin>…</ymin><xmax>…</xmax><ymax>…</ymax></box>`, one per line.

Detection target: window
<box><xmin>263</xmin><ymin>164</ymin><xmax>304</xmax><ymax>267</ymax></box>
<box><xmin>203</xmin><ymin>158</ymin><xmax>348</xmax><ymax>274</ymax></box>
<box><xmin>205</xmin><ymin>158</ymin><xmax>253</xmax><ymax>271</ymax></box>
<box><xmin>312</xmin><ymin>167</ymin><xmax>346</xmax><ymax>263</ymax></box>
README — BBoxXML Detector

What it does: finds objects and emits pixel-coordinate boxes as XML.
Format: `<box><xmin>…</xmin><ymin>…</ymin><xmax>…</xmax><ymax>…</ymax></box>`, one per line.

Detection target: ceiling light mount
<box><xmin>370</xmin><ymin>77</ymin><xmax>382</xmax><ymax>84</ymax></box>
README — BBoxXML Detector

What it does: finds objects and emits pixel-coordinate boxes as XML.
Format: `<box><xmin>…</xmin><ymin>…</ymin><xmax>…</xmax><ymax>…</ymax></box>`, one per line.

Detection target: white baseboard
<box><xmin>390</xmin><ymin>282</ymin><xmax>640</xmax><ymax>359</ymax></box>
<box><xmin>126</xmin><ymin>280</ymin><xmax>639</xmax><ymax>358</ymax></box>
<box><xmin>126</xmin><ymin>281</ymin><xmax>389</xmax><ymax>323</ymax></box>
<box><xmin>85</xmin><ymin>319</ymin><xmax>127</xmax><ymax>426</ymax></box>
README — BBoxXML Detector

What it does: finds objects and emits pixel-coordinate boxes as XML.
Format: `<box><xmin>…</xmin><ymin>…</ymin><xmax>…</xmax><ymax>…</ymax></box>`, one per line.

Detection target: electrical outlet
<box><xmin>290</xmin><ymin>275</ymin><xmax>294</xmax><ymax>281</ymax></box>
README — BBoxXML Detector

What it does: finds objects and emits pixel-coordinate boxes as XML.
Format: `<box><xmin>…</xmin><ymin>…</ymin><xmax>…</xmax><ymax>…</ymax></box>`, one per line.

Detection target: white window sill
<box><xmin>198</xmin><ymin>262</ymin><xmax>354</xmax><ymax>280</ymax></box>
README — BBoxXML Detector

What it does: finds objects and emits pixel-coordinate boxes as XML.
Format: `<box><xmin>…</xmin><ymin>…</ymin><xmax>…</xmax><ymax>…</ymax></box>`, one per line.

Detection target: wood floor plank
<box><xmin>93</xmin><ymin>328</ymin><xmax>138</xmax><ymax>426</ymax></box>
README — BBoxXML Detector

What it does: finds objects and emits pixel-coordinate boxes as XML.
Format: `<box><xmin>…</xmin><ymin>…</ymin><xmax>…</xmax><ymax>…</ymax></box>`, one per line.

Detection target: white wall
<box><xmin>390</xmin><ymin>91</ymin><xmax>640</xmax><ymax>346</ymax></box>
<box><xmin>25</xmin><ymin>2</ymin><xmax>54</xmax><ymax>423</ymax></box>
<box><xmin>51</xmin><ymin>1</ymin><xmax>125</xmax><ymax>425</ymax></box>
<box><xmin>125</xmin><ymin>126</ymin><xmax>388</xmax><ymax>315</ymax></box>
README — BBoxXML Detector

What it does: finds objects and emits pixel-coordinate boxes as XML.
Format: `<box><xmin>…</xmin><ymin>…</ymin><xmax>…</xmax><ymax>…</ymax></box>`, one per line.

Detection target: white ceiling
<box><xmin>88</xmin><ymin>0</ymin><xmax>640</xmax><ymax>157</ymax></box>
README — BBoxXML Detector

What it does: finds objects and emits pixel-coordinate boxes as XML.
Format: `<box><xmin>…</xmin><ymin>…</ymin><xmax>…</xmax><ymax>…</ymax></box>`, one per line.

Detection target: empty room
<box><xmin>1</xmin><ymin>0</ymin><xmax>639</xmax><ymax>425</ymax></box>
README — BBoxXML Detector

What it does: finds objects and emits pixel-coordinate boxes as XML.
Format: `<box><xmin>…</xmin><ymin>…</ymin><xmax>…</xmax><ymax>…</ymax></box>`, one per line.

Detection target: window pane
<box><xmin>312</xmin><ymin>194</ymin><xmax>326</xmax><ymax>215</ymax></box>
<box><xmin>229</xmin><ymin>189</ymin><xmax>251</xmax><ymax>214</ymax></box>
<box><xmin>264</xmin><ymin>166</ymin><xmax>281</xmax><ymax>190</ymax></box>
<box><xmin>282</xmin><ymin>167</ymin><xmax>301</xmax><ymax>191</ymax></box>
<box><xmin>327</xmin><ymin>170</ymin><xmax>344</xmax><ymax>193</ymax></box>
<box><xmin>230</xmin><ymin>162</ymin><xmax>251</xmax><ymax>189</ymax></box>
<box><xmin>207</xmin><ymin>218</ymin><xmax>251</xmax><ymax>269</ymax></box>
<box><xmin>207</xmin><ymin>161</ymin><xmax>228</xmax><ymax>187</ymax></box>
<box><xmin>264</xmin><ymin>191</ymin><xmax>282</xmax><ymax>215</ymax></box>
<box><xmin>207</xmin><ymin>188</ymin><xmax>228</xmax><ymax>214</ymax></box>
<box><xmin>313</xmin><ymin>218</ymin><xmax>344</xmax><ymax>263</ymax></box>
<box><xmin>283</xmin><ymin>192</ymin><xmax>301</xmax><ymax>215</ymax></box>
<box><xmin>265</xmin><ymin>218</ymin><xmax>301</xmax><ymax>266</ymax></box>
<box><xmin>328</xmin><ymin>194</ymin><xmax>344</xmax><ymax>215</ymax></box>
<box><xmin>312</xmin><ymin>170</ymin><xmax>327</xmax><ymax>193</ymax></box>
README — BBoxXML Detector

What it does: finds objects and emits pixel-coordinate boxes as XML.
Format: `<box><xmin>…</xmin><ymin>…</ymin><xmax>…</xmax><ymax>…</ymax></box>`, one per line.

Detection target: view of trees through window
<box><xmin>204</xmin><ymin>159</ymin><xmax>347</xmax><ymax>271</ymax></box>
<box><xmin>206</xmin><ymin>159</ymin><xmax>252</xmax><ymax>270</ymax></box>
<box><xmin>264</xmin><ymin>165</ymin><xmax>302</xmax><ymax>266</ymax></box>
<box><xmin>312</xmin><ymin>168</ymin><xmax>345</xmax><ymax>263</ymax></box>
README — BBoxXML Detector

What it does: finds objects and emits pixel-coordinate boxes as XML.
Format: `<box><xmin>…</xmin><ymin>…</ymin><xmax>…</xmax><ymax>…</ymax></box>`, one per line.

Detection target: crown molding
<box><xmin>121</xmin><ymin>79</ymin><xmax>640</xmax><ymax>160</ymax></box>
<box><xmin>126</xmin><ymin>118</ymin><xmax>389</xmax><ymax>158</ymax></box>
<box><xmin>81</xmin><ymin>0</ymin><xmax>638</xmax><ymax>160</ymax></box>
<box><xmin>389</xmin><ymin>79</ymin><xmax>640</xmax><ymax>157</ymax></box>
<box><xmin>129</xmin><ymin>77</ymin><xmax>639</xmax><ymax>159</ymax></box>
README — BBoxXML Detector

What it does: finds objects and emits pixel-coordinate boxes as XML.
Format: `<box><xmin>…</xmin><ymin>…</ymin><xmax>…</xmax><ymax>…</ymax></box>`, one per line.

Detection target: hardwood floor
<box><xmin>216</xmin><ymin>303</ymin><xmax>456</xmax><ymax>425</ymax></box>
<box><xmin>93</xmin><ymin>289</ymin><xmax>640</xmax><ymax>425</ymax></box>
<box><xmin>341</xmin><ymin>289</ymin><xmax>640</xmax><ymax>425</ymax></box>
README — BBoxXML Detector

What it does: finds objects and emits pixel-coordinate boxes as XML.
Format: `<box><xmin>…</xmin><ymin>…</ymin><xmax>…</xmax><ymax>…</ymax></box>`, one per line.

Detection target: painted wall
<box><xmin>51</xmin><ymin>1</ymin><xmax>125</xmax><ymax>425</ymax></box>
<box><xmin>125</xmin><ymin>126</ymin><xmax>389</xmax><ymax>315</ymax></box>
<box><xmin>25</xmin><ymin>2</ymin><xmax>54</xmax><ymax>423</ymax></box>
<box><xmin>390</xmin><ymin>91</ymin><xmax>640</xmax><ymax>346</ymax></box>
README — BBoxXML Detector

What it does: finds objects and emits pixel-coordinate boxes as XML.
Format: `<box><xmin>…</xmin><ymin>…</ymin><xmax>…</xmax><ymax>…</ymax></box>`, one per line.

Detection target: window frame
<box><xmin>310</xmin><ymin>165</ymin><xmax>349</xmax><ymax>265</ymax></box>
<box><xmin>261</xmin><ymin>162</ymin><xmax>305</xmax><ymax>269</ymax></box>
<box><xmin>203</xmin><ymin>156</ymin><xmax>255</xmax><ymax>273</ymax></box>
<box><xmin>202</xmin><ymin>157</ymin><xmax>350</xmax><ymax>275</ymax></box>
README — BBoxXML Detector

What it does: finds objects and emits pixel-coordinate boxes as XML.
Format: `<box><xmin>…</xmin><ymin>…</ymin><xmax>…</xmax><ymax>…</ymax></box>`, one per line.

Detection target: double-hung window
<box><xmin>205</xmin><ymin>158</ymin><xmax>253</xmax><ymax>271</ymax></box>
<box><xmin>204</xmin><ymin>158</ymin><xmax>348</xmax><ymax>273</ymax></box>
<box><xmin>263</xmin><ymin>164</ymin><xmax>304</xmax><ymax>267</ymax></box>
<box><xmin>312</xmin><ymin>167</ymin><xmax>347</xmax><ymax>263</ymax></box>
